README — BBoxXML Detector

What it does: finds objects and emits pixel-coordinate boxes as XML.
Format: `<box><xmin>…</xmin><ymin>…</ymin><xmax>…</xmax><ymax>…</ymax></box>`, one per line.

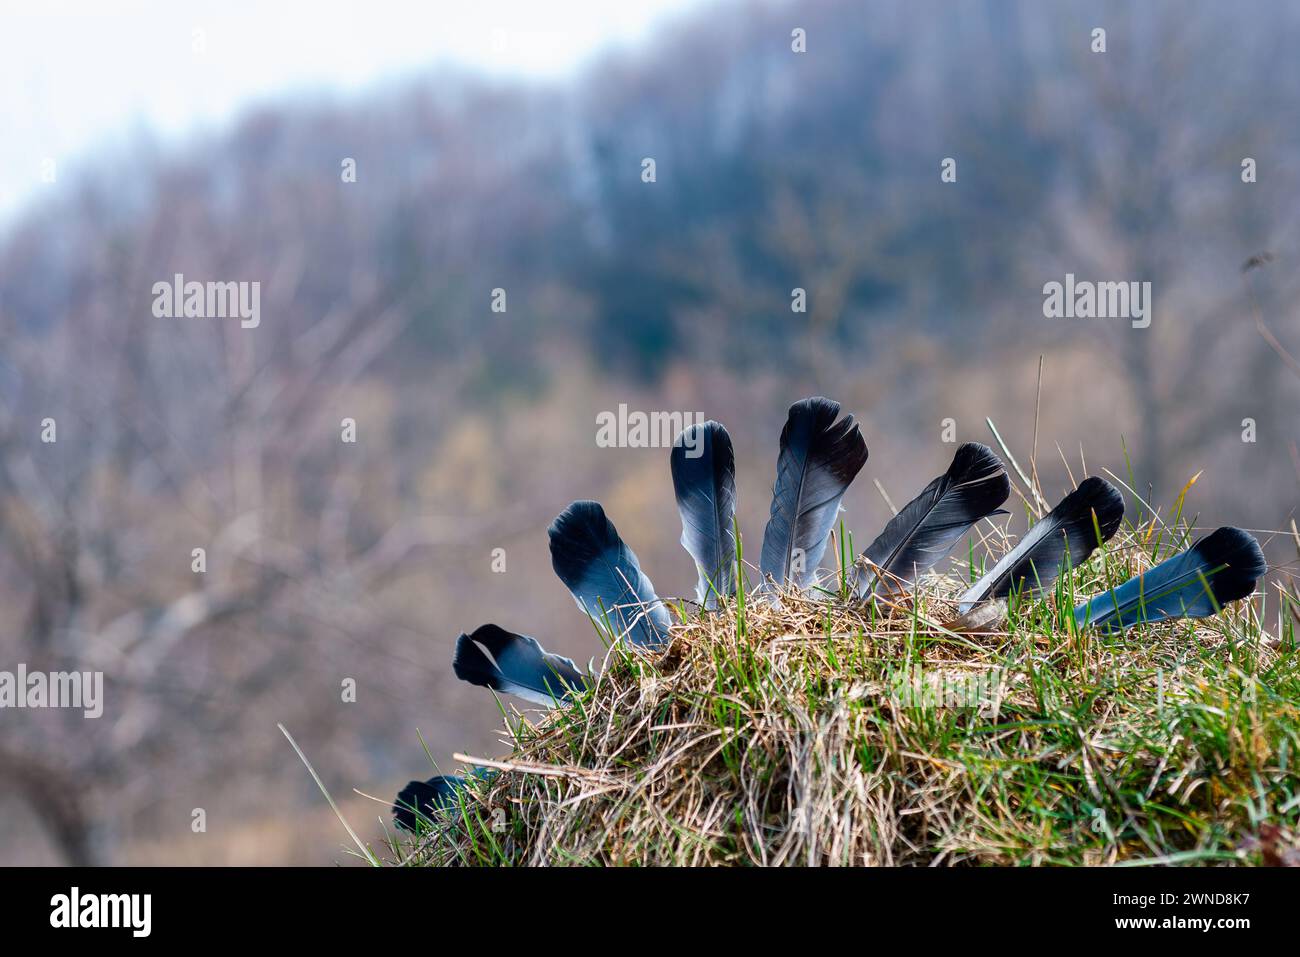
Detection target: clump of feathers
<box><xmin>388</xmin><ymin>396</ymin><xmax>1271</xmax><ymax>860</ymax></box>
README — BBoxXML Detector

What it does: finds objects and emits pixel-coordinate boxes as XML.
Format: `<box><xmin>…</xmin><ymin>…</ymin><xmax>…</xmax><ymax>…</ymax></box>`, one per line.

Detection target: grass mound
<box><xmin>395</xmin><ymin>524</ymin><xmax>1300</xmax><ymax>866</ymax></box>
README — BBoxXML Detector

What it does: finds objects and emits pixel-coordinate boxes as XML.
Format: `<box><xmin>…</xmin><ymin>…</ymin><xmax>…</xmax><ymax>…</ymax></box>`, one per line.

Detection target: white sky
<box><xmin>0</xmin><ymin>0</ymin><xmax>705</xmax><ymax>225</ymax></box>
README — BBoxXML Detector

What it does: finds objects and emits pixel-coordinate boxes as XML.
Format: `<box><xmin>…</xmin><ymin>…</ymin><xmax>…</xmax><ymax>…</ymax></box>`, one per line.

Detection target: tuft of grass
<box><xmin>390</xmin><ymin>521</ymin><xmax>1300</xmax><ymax>867</ymax></box>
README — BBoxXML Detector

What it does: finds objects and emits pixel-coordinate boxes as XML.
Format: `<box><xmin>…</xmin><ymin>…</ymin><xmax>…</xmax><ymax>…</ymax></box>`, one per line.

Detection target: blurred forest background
<box><xmin>2</xmin><ymin>0</ymin><xmax>1300</xmax><ymax>864</ymax></box>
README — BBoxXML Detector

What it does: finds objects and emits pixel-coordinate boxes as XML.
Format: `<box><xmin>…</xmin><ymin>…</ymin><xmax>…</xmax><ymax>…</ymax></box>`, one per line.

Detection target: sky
<box><xmin>0</xmin><ymin>0</ymin><xmax>705</xmax><ymax>225</ymax></box>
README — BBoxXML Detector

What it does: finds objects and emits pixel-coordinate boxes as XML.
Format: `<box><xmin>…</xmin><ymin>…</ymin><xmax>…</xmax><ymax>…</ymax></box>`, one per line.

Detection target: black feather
<box><xmin>957</xmin><ymin>476</ymin><xmax>1124</xmax><ymax>613</ymax></box>
<box><xmin>759</xmin><ymin>397</ymin><xmax>869</xmax><ymax>589</ymax></box>
<box><xmin>453</xmin><ymin>624</ymin><xmax>589</xmax><ymax>705</ymax></box>
<box><xmin>548</xmin><ymin>501</ymin><xmax>672</xmax><ymax>648</ymax></box>
<box><xmin>858</xmin><ymin>442</ymin><xmax>1009</xmax><ymax>596</ymax></box>
<box><xmin>1074</xmin><ymin>526</ymin><xmax>1265</xmax><ymax>633</ymax></box>
<box><xmin>392</xmin><ymin>775</ymin><xmax>467</xmax><ymax>831</ymax></box>
<box><xmin>670</xmin><ymin>421</ymin><xmax>737</xmax><ymax>608</ymax></box>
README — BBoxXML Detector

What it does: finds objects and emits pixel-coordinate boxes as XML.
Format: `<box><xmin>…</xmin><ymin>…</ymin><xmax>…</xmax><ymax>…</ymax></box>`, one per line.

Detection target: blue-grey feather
<box><xmin>759</xmin><ymin>397</ymin><xmax>869</xmax><ymax>589</ymax></box>
<box><xmin>1073</xmin><ymin>526</ymin><xmax>1265</xmax><ymax>633</ymax></box>
<box><xmin>392</xmin><ymin>775</ymin><xmax>466</xmax><ymax>831</ymax></box>
<box><xmin>548</xmin><ymin>500</ymin><xmax>672</xmax><ymax>648</ymax></box>
<box><xmin>957</xmin><ymin>476</ymin><xmax>1123</xmax><ymax>613</ymax></box>
<box><xmin>670</xmin><ymin>420</ymin><xmax>737</xmax><ymax>608</ymax></box>
<box><xmin>858</xmin><ymin>442</ymin><xmax>1009</xmax><ymax>597</ymax></box>
<box><xmin>453</xmin><ymin>624</ymin><xmax>588</xmax><ymax>705</ymax></box>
